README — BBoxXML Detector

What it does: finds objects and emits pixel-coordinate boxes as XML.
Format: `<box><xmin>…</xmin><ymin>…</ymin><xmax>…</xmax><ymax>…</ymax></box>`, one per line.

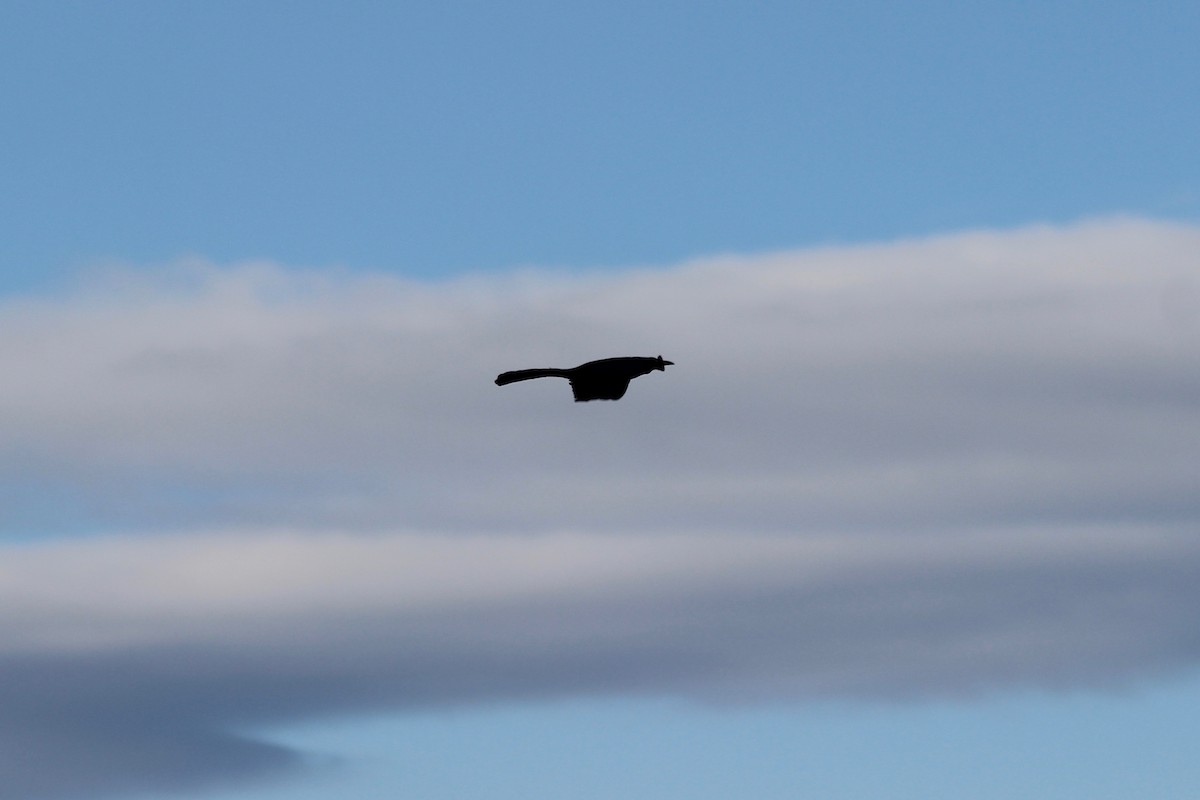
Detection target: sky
<box><xmin>1</xmin><ymin>2</ymin><xmax>1198</xmax><ymax>799</ymax></box>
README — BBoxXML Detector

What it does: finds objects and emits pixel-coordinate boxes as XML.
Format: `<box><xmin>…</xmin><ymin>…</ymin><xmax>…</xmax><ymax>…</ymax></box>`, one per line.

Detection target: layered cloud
<box><xmin>1</xmin><ymin>218</ymin><xmax>1198</xmax><ymax>797</ymax></box>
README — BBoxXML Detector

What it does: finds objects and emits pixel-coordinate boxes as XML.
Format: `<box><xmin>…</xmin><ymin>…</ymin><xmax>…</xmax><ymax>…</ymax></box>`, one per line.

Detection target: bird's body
<box><xmin>495</xmin><ymin>355</ymin><xmax>673</xmax><ymax>401</ymax></box>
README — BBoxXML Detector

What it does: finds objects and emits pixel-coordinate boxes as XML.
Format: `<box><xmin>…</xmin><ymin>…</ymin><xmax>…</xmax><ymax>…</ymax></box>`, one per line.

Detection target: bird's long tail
<box><xmin>495</xmin><ymin>368</ymin><xmax>570</xmax><ymax>386</ymax></box>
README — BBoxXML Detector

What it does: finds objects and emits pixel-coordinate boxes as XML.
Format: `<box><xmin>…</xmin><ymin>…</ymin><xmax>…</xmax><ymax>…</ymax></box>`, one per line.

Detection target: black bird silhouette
<box><xmin>495</xmin><ymin>355</ymin><xmax>673</xmax><ymax>401</ymax></box>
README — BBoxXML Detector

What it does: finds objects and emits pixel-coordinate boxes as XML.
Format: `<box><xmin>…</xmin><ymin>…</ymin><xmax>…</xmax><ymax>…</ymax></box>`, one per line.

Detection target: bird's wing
<box><xmin>569</xmin><ymin>376</ymin><xmax>630</xmax><ymax>402</ymax></box>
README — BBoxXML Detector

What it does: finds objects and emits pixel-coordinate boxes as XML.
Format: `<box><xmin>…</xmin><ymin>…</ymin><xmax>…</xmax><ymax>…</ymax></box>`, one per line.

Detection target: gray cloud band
<box><xmin>1</xmin><ymin>218</ymin><xmax>1198</xmax><ymax>797</ymax></box>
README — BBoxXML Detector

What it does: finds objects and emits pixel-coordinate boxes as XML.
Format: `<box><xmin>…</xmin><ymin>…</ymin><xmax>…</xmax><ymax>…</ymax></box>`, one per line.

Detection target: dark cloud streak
<box><xmin>2</xmin><ymin>528</ymin><xmax>1199</xmax><ymax>798</ymax></box>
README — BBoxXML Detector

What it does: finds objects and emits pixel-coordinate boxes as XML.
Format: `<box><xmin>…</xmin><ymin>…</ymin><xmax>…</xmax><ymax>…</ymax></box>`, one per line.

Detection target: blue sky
<box><xmin>4</xmin><ymin>1</ymin><xmax>1198</xmax><ymax>286</ymax></box>
<box><xmin>1</xmin><ymin>3</ymin><xmax>1199</xmax><ymax>799</ymax></box>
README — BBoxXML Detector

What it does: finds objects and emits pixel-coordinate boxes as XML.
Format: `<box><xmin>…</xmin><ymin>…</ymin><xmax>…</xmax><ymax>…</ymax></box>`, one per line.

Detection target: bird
<box><xmin>495</xmin><ymin>355</ymin><xmax>673</xmax><ymax>401</ymax></box>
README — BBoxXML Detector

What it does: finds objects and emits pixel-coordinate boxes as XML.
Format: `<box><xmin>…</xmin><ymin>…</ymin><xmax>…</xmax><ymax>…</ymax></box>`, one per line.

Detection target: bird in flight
<box><xmin>495</xmin><ymin>355</ymin><xmax>673</xmax><ymax>401</ymax></box>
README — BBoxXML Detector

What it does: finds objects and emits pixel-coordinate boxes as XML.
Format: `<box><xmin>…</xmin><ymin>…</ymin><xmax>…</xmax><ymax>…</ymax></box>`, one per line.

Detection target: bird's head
<box><xmin>655</xmin><ymin>355</ymin><xmax>674</xmax><ymax>371</ymax></box>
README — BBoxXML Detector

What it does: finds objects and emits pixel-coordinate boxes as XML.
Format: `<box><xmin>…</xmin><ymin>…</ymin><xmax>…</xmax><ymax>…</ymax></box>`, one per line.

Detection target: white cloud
<box><xmin>1</xmin><ymin>218</ymin><xmax>1199</xmax><ymax>797</ymax></box>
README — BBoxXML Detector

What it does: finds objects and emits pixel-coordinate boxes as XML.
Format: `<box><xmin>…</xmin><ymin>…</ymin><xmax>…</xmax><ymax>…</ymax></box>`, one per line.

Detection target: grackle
<box><xmin>495</xmin><ymin>355</ymin><xmax>673</xmax><ymax>401</ymax></box>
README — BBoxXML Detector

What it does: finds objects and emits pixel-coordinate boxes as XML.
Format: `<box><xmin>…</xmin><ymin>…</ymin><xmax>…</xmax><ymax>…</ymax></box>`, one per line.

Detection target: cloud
<box><xmin>1</xmin><ymin>218</ymin><xmax>1199</xmax><ymax>797</ymax></box>
<box><xmin>2</xmin><ymin>527</ymin><xmax>1199</xmax><ymax>798</ymax></box>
